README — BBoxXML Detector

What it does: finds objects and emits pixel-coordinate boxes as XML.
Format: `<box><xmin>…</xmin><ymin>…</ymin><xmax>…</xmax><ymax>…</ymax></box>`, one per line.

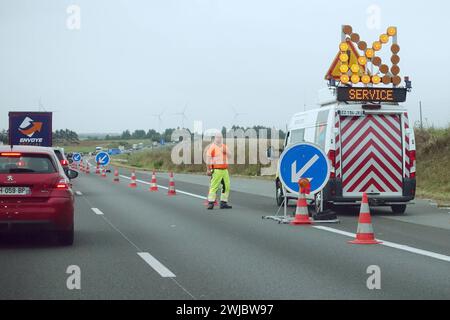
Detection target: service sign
<box><xmin>337</xmin><ymin>87</ymin><xmax>407</xmax><ymax>103</ymax></box>
<box><xmin>9</xmin><ymin>112</ymin><xmax>53</xmax><ymax>146</ymax></box>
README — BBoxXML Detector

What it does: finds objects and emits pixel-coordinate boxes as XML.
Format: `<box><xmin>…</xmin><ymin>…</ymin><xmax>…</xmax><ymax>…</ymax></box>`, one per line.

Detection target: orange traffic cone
<box><xmin>129</xmin><ymin>170</ymin><xmax>137</xmax><ymax>188</ymax></box>
<box><xmin>95</xmin><ymin>162</ymin><xmax>100</xmax><ymax>175</ymax></box>
<box><xmin>167</xmin><ymin>172</ymin><xmax>176</xmax><ymax>196</ymax></box>
<box><xmin>101</xmin><ymin>167</ymin><xmax>107</xmax><ymax>178</ymax></box>
<box><xmin>79</xmin><ymin>162</ymin><xmax>84</xmax><ymax>173</ymax></box>
<box><xmin>85</xmin><ymin>163</ymin><xmax>90</xmax><ymax>174</ymax></box>
<box><xmin>349</xmin><ymin>193</ymin><xmax>382</xmax><ymax>245</ymax></box>
<box><xmin>149</xmin><ymin>170</ymin><xmax>158</xmax><ymax>191</ymax></box>
<box><xmin>290</xmin><ymin>192</ymin><xmax>312</xmax><ymax>225</ymax></box>
<box><xmin>113</xmin><ymin>168</ymin><xmax>120</xmax><ymax>183</ymax></box>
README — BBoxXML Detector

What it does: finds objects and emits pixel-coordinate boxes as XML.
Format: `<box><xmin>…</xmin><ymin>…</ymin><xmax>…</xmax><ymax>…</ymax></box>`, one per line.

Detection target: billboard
<box><xmin>8</xmin><ymin>112</ymin><xmax>53</xmax><ymax>146</ymax></box>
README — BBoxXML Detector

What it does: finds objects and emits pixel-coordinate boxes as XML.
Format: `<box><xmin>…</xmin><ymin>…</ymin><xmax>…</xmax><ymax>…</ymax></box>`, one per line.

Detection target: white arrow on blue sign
<box><xmin>72</xmin><ymin>153</ymin><xmax>82</xmax><ymax>163</ymax></box>
<box><xmin>95</xmin><ymin>151</ymin><xmax>110</xmax><ymax>166</ymax></box>
<box><xmin>278</xmin><ymin>142</ymin><xmax>330</xmax><ymax>195</ymax></box>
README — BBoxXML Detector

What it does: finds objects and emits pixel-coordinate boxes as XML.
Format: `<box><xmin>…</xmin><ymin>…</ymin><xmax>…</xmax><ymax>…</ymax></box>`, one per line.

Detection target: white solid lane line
<box><xmin>116</xmin><ymin>169</ymin><xmax>450</xmax><ymax>264</ymax></box>
<box><xmin>75</xmin><ymin>191</ymin><xmax>83</xmax><ymax>196</ymax></box>
<box><xmin>91</xmin><ymin>208</ymin><xmax>104</xmax><ymax>215</ymax></box>
<box><xmin>137</xmin><ymin>252</ymin><xmax>176</xmax><ymax>278</ymax></box>
<box><xmin>313</xmin><ymin>226</ymin><xmax>450</xmax><ymax>263</ymax></box>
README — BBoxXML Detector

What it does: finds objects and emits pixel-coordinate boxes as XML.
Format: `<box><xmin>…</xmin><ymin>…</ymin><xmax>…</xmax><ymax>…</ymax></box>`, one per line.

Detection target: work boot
<box><xmin>207</xmin><ymin>202</ymin><xmax>214</xmax><ymax>210</ymax></box>
<box><xmin>220</xmin><ymin>201</ymin><xmax>232</xmax><ymax>209</ymax></box>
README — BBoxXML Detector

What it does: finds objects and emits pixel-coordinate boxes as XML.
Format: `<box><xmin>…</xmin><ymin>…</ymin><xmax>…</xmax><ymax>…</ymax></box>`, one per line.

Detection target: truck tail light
<box><xmin>327</xmin><ymin>150</ymin><xmax>336</xmax><ymax>179</ymax></box>
<box><xmin>60</xmin><ymin>159</ymin><xmax>69</xmax><ymax>166</ymax></box>
<box><xmin>409</xmin><ymin>150</ymin><xmax>416</xmax><ymax>178</ymax></box>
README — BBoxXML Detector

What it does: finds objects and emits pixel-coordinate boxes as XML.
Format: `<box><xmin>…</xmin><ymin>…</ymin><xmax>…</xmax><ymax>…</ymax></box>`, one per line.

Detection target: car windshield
<box><xmin>0</xmin><ymin>153</ymin><xmax>57</xmax><ymax>174</ymax></box>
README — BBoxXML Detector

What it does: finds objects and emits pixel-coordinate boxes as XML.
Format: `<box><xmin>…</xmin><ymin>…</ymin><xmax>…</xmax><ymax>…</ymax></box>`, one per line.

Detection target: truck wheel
<box><xmin>276</xmin><ymin>181</ymin><xmax>284</xmax><ymax>206</ymax></box>
<box><xmin>57</xmin><ymin>224</ymin><xmax>74</xmax><ymax>246</ymax></box>
<box><xmin>391</xmin><ymin>204</ymin><xmax>407</xmax><ymax>214</ymax></box>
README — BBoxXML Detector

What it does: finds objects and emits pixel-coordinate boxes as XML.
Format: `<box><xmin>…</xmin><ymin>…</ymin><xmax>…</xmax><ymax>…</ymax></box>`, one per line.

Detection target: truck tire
<box><xmin>391</xmin><ymin>204</ymin><xmax>407</xmax><ymax>214</ymax></box>
<box><xmin>276</xmin><ymin>181</ymin><xmax>284</xmax><ymax>206</ymax></box>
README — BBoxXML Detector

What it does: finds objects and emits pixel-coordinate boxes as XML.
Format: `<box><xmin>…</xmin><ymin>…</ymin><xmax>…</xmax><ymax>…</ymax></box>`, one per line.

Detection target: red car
<box><xmin>0</xmin><ymin>146</ymin><xmax>78</xmax><ymax>245</ymax></box>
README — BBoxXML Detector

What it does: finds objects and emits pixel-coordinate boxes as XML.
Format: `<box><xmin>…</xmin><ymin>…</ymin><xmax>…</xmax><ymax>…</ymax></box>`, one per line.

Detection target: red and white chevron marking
<box><xmin>404</xmin><ymin>112</ymin><xmax>411</xmax><ymax>178</ymax></box>
<box><xmin>340</xmin><ymin>114</ymin><xmax>403</xmax><ymax>194</ymax></box>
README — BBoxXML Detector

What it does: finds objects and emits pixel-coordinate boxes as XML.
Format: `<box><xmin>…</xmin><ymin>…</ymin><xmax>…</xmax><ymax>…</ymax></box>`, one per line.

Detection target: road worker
<box><xmin>206</xmin><ymin>132</ymin><xmax>232</xmax><ymax>210</ymax></box>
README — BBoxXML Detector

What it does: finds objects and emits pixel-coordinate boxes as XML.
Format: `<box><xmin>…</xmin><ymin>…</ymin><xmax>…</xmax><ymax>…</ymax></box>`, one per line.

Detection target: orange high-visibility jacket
<box><xmin>207</xmin><ymin>143</ymin><xmax>229</xmax><ymax>169</ymax></box>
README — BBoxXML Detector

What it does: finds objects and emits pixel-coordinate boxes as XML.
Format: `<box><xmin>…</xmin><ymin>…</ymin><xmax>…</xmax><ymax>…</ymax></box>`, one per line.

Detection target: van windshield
<box><xmin>0</xmin><ymin>153</ymin><xmax>57</xmax><ymax>174</ymax></box>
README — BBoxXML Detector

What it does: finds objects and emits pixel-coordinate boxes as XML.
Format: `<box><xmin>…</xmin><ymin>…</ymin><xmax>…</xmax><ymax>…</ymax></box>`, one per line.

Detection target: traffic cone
<box><xmin>167</xmin><ymin>172</ymin><xmax>176</xmax><ymax>196</ymax></box>
<box><xmin>290</xmin><ymin>192</ymin><xmax>312</xmax><ymax>225</ymax></box>
<box><xmin>79</xmin><ymin>162</ymin><xmax>84</xmax><ymax>173</ymax></box>
<box><xmin>113</xmin><ymin>168</ymin><xmax>120</xmax><ymax>183</ymax></box>
<box><xmin>101</xmin><ymin>167</ymin><xmax>107</xmax><ymax>178</ymax></box>
<box><xmin>149</xmin><ymin>170</ymin><xmax>158</xmax><ymax>191</ymax></box>
<box><xmin>129</xmin><ymin>170</ymin><xmax>137</xmax><ymax>188</ymax></box>
<box><xmin>349</xmin><ymin>193</ymin><xmax>382</xmax><ymax>245</ymax></box>
<box><xmin>95</xmin><ymin>162</ymin><xmax>100</xmax><ymax>175</ymax></box>
<box><xmin>85</xmin><ymin>163</ymin><xmax>90</xmax><ymax>174</ymax></box>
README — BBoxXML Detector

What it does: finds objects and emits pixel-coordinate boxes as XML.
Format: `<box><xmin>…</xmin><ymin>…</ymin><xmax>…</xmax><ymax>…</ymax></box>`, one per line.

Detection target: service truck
<box><xmin>275</xmin><ymin>25</ymin><xmax>416</xmax><ymax>216</ymax></box>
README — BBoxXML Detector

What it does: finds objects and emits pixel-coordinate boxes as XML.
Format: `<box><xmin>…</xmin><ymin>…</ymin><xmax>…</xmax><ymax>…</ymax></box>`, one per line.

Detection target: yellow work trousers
<box><xmin>208</xmin><ymin>169</ymin><xmax>230</xmax><ymax>203</ymax></box>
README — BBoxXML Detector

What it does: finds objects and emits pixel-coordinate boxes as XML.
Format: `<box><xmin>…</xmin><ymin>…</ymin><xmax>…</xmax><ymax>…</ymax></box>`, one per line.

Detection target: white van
<box><xmin>275</xmin><ymin>87</ymin><xmax>416</xmax><ymax>215</ymax></box>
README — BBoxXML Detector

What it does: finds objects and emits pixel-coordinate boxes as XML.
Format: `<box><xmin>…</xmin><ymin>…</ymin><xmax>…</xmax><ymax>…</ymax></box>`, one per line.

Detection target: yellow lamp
<box><xmin>339</xmin><ymin>53</ymin><xmax>349</xmax><ymax>62</ymax></box>
<box><xmin>358</xmin><ymin>56</ymin><xmax>367</xmax><ymax>66</ymax></box>
<box><xmin>365</xmin><ymin>48</ymin><xmax>374</xmax><ymax>58</ymax></box>
<box><xmin>340</xmin><ymin>42</ymin><xmax>349</xmax><ymax>51</ymax></box>
<box><xmin>372</xmin><ymin>41</ymin><xmax>382</xmax><ymax>51</ymax></box>
<box><xmin>351</xmin><ymin>74</ymin><xmax>360</xmax><ymax>84</ymax></box>
<box><xmin>351</xmin><ymin>64</ymin><xmax>360</xmax><ymax>73</ymax></box>
<box><xmin>387</xmin><ymin>26</ymin><xmax>397</xmax><ymax>37</ymax></box>
<box><xmin>340</xmin><ymin>64</ymin><xmax>349</xmax><ymax>73</ymax></box>
<box><xmin>372</xmin><ymin>75</ymin><xmax>381</xmax><ymax>84</ymax></box>
<box><xmin>340</xmin><ymin>74</ymin><xmax>350</xmax><ymax>84</ymax></box>
<box><xmin>380</xmin><ymin>34</ymin><xmax>389</xmax><ymax>44</ymax></box>
<box><xmin>362</xmin><ymin>74</ymin><xmax>371</xmax><ymax>84</ymax></box>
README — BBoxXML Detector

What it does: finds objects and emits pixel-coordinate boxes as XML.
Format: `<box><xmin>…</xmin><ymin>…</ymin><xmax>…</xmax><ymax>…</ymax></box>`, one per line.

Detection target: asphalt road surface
<box><xmin>1</xmin><ymin>162</ymin><xmax>449</xmax><ymax>299</ymax></box>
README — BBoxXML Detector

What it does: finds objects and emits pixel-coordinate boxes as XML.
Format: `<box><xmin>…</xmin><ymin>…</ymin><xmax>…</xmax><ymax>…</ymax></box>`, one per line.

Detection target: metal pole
<box><xmin>419</xmin><ymin>101</ymin><xmax>423</xmax><ymax>129</ymax></box>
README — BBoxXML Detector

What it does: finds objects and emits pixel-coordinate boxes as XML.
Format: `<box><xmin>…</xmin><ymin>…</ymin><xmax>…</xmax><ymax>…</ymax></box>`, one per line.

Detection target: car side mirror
<box><xmin>66</xmin><ymin>169</ymin><xmax>79</xmax><ymax>180</ymax></box>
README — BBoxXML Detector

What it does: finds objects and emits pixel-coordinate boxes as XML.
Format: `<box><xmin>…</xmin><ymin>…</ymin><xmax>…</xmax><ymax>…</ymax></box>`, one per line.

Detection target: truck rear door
<box><xmin>337</xmin><ymin>112</ymin><xmax>404</xmax><ymax>197</ymax></box>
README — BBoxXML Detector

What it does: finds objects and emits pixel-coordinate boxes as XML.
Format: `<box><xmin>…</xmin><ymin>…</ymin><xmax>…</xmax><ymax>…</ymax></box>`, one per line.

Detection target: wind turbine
<box><xmin>173</xmin><ymin>104</ymin><xmax>188</xmax><ymax>129</ymax></box>
<box><xmin>152</xmin><ymin>110</ymin><xmax>164</xmax><ymax>133</ymax></box>
<box><xmin>231</xmin><ymin>105</ymin><xmax>247</xmax><ymax>127</ymax></box>
<box><xmin>37</xmin><ymin>98</ymin><xmax>58</xmax><ymax>112</ymax></box>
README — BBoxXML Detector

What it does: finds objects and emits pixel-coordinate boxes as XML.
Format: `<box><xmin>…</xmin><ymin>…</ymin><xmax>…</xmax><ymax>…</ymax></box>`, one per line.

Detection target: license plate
<box><xmin>339</xmin><ymin>110</ymin><xmax>365</xmax><ymax>117</ymax></box>
<box><xmin>0</xmin><ymin>186</ymin><xmax>30</xmax><ymax>195</ymax></box>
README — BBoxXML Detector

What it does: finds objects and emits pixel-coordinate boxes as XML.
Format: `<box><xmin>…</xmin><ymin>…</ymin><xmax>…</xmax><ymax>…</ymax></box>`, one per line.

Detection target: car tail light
<box><xmin>1</xmin><ymin>152</ymin><xmax>22</xmax><ymax>157</ymax></box>
<box><xmin>327</xmin><ymin>150</ymin><xmax>336</xmax><ymax>179</ymax></box>
<box><xmin>60</xmin><ymin>159</ymin><xmax>69</xmax><ymax>166</ymax></box>
<box><xmin>408</xmin><ymin>150</ymin><xmax>416</xmax><ymax>178</ymax></box>
<box><xmin>55</xmin><ymin>178</ymin><xmax>70</xmax><ymax>189</ymax></box>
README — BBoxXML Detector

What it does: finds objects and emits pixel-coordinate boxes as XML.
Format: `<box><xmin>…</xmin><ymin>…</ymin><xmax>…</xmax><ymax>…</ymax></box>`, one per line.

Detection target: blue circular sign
<box><xmin>95</xmin><ymin>151</ymin><xmax>110</xmax><ymax>166</ymax></box>
<box><xmin>278</xmin><ymin>142</ymin><xmax>330</xmax><ymax>195</ymax></box>
<box><xmin>72</xmin><ymin>153</ymin><xmax>82</xmax><ymax>163</ymax></box>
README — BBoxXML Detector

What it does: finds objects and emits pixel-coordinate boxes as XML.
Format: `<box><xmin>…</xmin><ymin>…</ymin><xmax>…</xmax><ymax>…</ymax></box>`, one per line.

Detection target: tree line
<box><xmin>0</xmin><ymin>129</ymin><xmax>79</xmax><ymax>145</ymax></box>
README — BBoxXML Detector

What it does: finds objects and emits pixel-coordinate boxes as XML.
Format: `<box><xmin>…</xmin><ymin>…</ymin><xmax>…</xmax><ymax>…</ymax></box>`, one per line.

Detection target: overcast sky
<box><xmin>0</xmin><ymin>0</ymin><xmax>449</xmax><ymax>133</ymax></box>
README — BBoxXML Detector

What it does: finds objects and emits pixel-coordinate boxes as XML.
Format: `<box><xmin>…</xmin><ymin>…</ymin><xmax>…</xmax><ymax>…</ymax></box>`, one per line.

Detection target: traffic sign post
<box><xmin>95</xmin><ymin>151</ymin><xmax>111</xmax><ymax>167</ymax></box>
<box><xmin>72</xmin><ymin>153</ymin><xmax>82</xmax><ymax>163</ymax></box>
<box><xmin>278</xmin><ymin>142</ymin><xmax>330</xmax><ymax>196</ymax></box>
<box><xmin>263</xmin><ymin>142</ymin><xmax>336</xmax><ymax>224</ymax></box>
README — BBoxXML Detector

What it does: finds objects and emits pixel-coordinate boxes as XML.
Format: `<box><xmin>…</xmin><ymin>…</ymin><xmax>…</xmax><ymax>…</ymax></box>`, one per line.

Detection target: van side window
<box><xmin>315</xmin><ymin>110</ymin><xmax>329</xmax><ymax>149</ymax></box>
<box><xmin>290</xmin><ymin>129</ymin><xmax>305</xmax><ymax>144</ymax></box>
